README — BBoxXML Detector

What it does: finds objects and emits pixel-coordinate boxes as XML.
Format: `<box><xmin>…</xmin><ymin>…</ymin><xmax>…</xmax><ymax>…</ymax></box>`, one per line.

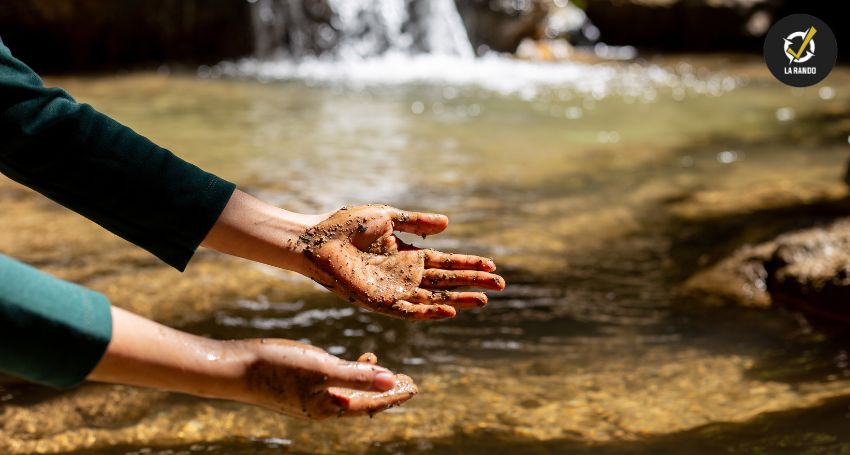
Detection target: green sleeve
<box><xmin>0</xmin><ymin>37</ymin><xmax>236</xmax><ymax>271</ymax></box>
<box><xmin>0</xmin><ymin>255</ymin><xmax>112</xmax><ymax>389</ymax></box>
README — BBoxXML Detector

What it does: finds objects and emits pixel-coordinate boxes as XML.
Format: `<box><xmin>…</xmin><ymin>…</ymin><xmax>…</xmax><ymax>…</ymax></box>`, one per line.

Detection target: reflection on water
<box><xmin>2</xmin><ymin>56</ymin><xmax>850</xmax><ymax>454</ymax></box>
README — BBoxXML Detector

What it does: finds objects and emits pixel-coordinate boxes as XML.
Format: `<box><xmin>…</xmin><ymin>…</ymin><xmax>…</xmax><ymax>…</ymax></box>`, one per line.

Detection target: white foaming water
<box><xmin>417</xmin><ymin>0</ymin><xmax>475</xmax><ymax>58</ymax></box>
<box><xmin>327</xmin><ymin>0</ymin><xmax>473</xmax><ymax>58</ymax></box>
<box><xmin>219</xmin><ymin>0</ymin><xmax>739</xmax><ymax>101</ymax></box>
<box><xmin>219</xmin><ymin>52</ymin><xmax>685</xmax><ymax>100</ymax></box>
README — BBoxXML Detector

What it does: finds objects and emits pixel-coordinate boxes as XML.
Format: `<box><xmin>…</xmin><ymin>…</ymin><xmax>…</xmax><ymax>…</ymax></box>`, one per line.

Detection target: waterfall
<box><xmin>226</xmin><ymin>0</ymin><xmax>698</xmax><ymax>101</ymax></box>
<box><xmin>250</xmin><ymin>0</ymin><xmax>474</xmax><ymax>59</ymax></box>
<box><xmin>415</xmin><ymin>0</ymin><xmax>475</xmax><ymax>58</ymax></box>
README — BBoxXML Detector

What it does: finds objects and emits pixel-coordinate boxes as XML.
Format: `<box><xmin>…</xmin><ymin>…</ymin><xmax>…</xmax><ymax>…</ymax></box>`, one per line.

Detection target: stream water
<box><xmin>2</xmin><ymin>54</ymin><xmax>850</xmax><ymax>454</ymax></box>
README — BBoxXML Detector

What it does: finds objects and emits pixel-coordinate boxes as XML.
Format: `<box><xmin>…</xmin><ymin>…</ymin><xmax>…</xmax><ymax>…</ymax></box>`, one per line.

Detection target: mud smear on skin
<box><xmin>298</xmin><ymin>206</ymin><xmax>437</xmax><ymax>318</ymax></box>
<box><xmin>300</xmin><ymin>208</ymin><xmax>423</xmax><ymax>306</ymax></box>
<box><xmin>240</xmin><ymin>346</ymin><xmax>416</xmax><ymax>420</ymax></box>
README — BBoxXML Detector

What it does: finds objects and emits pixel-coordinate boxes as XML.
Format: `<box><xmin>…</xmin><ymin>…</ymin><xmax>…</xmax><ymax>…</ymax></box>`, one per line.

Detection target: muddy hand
<box><xmin>240</xmin><ymin>340</ymin><xmax>416</xmax><ymax>420</ymax></box>
<box><xmin>298</xmin><ymin>204</ymin><xmax>505</xmax><ymax>320</ymax></box>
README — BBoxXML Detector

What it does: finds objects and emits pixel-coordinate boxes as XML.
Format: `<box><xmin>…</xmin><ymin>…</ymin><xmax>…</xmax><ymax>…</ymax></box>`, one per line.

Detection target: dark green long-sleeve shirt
<box><xmin>0</xmin><ymin>254</ymin><xmax>112</xmax><ymax>389</ymax></box>
<box><xmin>0</xmin><ymin>37</ymin><xmax>236</xmax><ymax>388</ymax></box>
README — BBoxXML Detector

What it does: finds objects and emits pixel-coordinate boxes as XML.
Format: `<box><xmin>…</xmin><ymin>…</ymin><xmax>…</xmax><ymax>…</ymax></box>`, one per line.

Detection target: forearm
<box><xmin>201</xmin><ymin>189</ymin><xmax>325</xmax><ymax>277</ymax></box>
<box><xmin>1</xmin><ymin>41</ymin><xmax>235</xmax><ymax>271</ymax></box>
<box><xmin>87</xmin><ymin>306</ymin><xmax>250</xmax><ymax>401</ymax></box>
<box><xmin>86</xmin><ymin>306</ymin><xmax>407</xmax><ymax>418</ymax></box>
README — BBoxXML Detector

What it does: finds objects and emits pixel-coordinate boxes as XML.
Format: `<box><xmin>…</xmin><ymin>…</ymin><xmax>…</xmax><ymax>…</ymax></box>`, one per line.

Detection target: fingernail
<box><xmin>374</xmin><ymin>372</ymin><xmax>396</xmax><ymax>391</ymax></box>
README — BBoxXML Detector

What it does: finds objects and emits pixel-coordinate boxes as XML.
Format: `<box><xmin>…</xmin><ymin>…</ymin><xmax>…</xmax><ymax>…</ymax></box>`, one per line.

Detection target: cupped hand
<box><xmin>239</xmin><ymin>339</ymin><xmax>416</xmax><ymax>420</ymax></box>
<box><xmin>298</xmin><ymin>205</ymin><xmax>505</xmax><ymax>320</ymax></box>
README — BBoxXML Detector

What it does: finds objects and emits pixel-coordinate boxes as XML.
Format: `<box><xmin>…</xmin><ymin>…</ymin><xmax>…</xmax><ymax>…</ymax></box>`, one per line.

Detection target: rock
<box><xmin>455</xmin><ymin>0</ymin><xmax>549</xmax><ymax>53</ymax></box>
<box><xmin>539</xmin><ymin>1</ymin><xmax>599</xmax><ymax>46</ymax></box>
<box><xmin>0</xmin><ymin>0</ymin><xmax>254</xmax><ymax>72</ymax></box>
<box><xmin>455</xmin><ymin>0</ymin><xmax>600</xmax><ymax>54</ymax></box>
<box><xmin>250</xmin><ymin>0</ymin><xmax>336</xmax><ymax>58</ymax></box>
<box><xmin>1</xmin><ymin>0</ymin><xmax>559</xmax><ymax>69</ymax></box>
<box><xmin>515</xmin><ymin>38</ymin><xmax>576</xmax><ymax>61</ymax></box>
<box><xmin>583</xmin><ymin>0</ymin><xmax>849</xmax><ymax>56</ymax></box>
<box><xmin>684</xmin><ymin>219</ymin><xmax>850</xmax><ymax>323</ymax></box>
<box><xmin>584</xmin><ymin>0</ymin><xmax>775</xmax><ymax>52</ymax></box>
<box><xmin>767</xmin><ymin>226</ymin><xmax>850</xmax><ymax>323</ymax></box>
<box><xmin>683</xmin><ymin>243</ymin><xmax>774</xmax><ymax>309</ymax></box>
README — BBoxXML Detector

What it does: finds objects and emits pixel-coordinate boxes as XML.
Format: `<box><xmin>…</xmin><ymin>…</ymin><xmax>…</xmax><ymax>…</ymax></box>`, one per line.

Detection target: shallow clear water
<box><xmin>2</xmin><ymin>55</ymin><xmax>850</xmax><ymax>454</ymax></box>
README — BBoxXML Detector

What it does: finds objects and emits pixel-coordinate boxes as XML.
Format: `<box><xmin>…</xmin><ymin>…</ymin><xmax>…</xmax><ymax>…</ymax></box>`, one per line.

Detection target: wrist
<box><xmin>202</xmin><ymin>189</ymin><xmax>325</xmax><ymax>275</ymax></box>
<box><xmin>262</xmin><ymin>207</ymin><xmax>329</xmax><ymax>277</ymax></box>
<box><xmin>212</xmin><ymin>339</ymin><xmax>262</xmax><ymax>403</ymax></box>
<box><xmin>89</xmin><ymin>308</ymin><xmax>258</xmax><ymax>403</ymax></box>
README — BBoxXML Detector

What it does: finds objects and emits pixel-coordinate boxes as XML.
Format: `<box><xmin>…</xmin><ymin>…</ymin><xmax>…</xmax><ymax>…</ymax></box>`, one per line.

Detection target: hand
<box><xmin>202</xmin><ymin>192</ymin><xmax>505</xmax><ymax>319</ymax></box>
<box><xmin>238</xmin><ymin>340</ymin><xmax>416</xmax><ymax>419</ymax></box>
<box><xmin>89</xmin><ymin>308</ymin><xmax>416</xmax><ymax>421</ymax></box>
<box><xmin>298</xmin><ymin>205</ymin><xmax>505</xmax><ymax>320</ymax></box>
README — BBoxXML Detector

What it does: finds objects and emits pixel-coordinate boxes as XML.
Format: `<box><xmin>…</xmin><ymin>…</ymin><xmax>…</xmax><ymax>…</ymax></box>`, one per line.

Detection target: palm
<box><xmin>243</xmin><ymin>340</ymin><xmax>417</xmax><ymax>419</ymax></box>
<box><xmin>299</xmin><ymin>205</ymin><xmax>504</xmax><ymax>319</ymax></box>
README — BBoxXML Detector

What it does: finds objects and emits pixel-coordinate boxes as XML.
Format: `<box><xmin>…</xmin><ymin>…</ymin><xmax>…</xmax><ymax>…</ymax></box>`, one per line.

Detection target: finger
<box><xmin>409</xmin><ymin>288</ymin><xmax>488</xmax><ymax>309</ymax></box>
<box><xmin>387</xmin><ymin>300</ymin><xmax>456</xmax><ymax>320</ymax></box>
<box><xmin>391</xmin><ymin>209</ymin><xmax>449</xmax><ymax>236</ymax></box>
<box><xmin>357</xmin><ymin>352</ymin><xmax>378</xmax><ymax>364</ymax></box>
<box><xmin>421</xmin><ymin>269</ymin><xmax>506</xmax><ymax>291</ymax></box>
<box><xmin>333</xmin><ymin>388</ymin><xmax>415</xmax><ymax>416</ymax></box>
<box><xmin>329</xmin><ymin>374</ymin><xmax>418</xmax><ymax>416</ymax></box>
<box><xmin>323</xmin><ymin>360</ymin><xmax>396</xmax><ymax>392</ymax></box>
<box><xmin>424</xmin><ymin>250</ymin><xmax>496</xmax><ymax>272</ymax></box>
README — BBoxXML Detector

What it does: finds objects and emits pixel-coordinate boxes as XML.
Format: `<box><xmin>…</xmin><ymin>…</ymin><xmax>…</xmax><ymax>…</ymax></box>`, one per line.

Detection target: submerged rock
<box><xmin>685</xmin><ymin>219</ymin><xmax>850</xmax><ymax>322</ymax></box>
<box><xmin>5</xmin><ymin>347</ymin><xmax>850</xmax><ymax>453</ymax></box>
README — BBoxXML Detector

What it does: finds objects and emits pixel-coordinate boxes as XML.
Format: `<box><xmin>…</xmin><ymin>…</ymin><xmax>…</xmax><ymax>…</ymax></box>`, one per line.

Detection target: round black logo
<box><xmin>764</xmin><ymin>14</ymin><xmax>837</xmax><ymax>87</ymax></box>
